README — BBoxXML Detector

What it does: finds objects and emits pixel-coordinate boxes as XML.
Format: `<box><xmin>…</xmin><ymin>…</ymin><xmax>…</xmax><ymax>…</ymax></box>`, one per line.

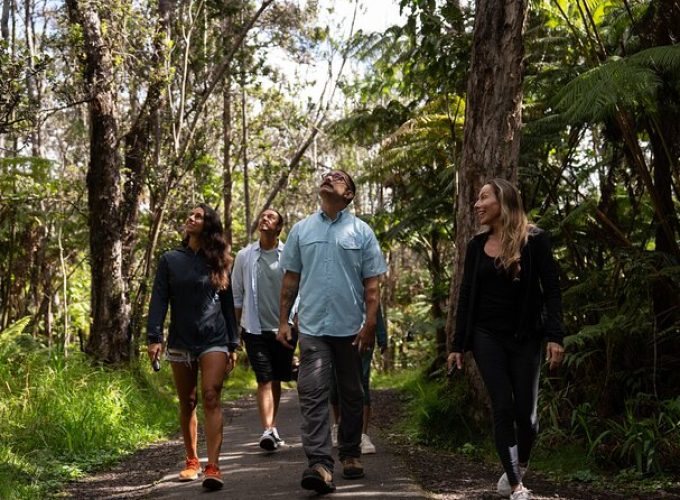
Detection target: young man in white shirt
<box><xmin>232</xmin><ymin>208</ymin><xmax>297</xmax><ymax>451</ymax></box>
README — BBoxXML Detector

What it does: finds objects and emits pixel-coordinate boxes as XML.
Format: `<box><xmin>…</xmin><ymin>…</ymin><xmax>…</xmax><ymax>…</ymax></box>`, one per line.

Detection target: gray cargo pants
<box><xmin>297</xmin><ymin>333</ymin><xmax>364</xmax><ymax>471</ymax></box>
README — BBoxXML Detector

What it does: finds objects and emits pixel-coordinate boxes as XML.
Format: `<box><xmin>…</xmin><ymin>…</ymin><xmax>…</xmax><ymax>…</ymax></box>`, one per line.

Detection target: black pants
<box><xmin>472</xmin><ymin>328</ymin><xmax>541</xmax><ymax>486</ymax></box>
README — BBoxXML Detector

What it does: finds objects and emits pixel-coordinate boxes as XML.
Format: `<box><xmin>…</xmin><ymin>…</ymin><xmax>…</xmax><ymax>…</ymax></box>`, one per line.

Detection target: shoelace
<box><xmin>204</xmin><ymin>463</ymin><xmax>220</xmax><ymax>476</ymax></box>
<box><xmin>185</xmin><ymin>457</ymin><xmax>200</xmax><ymax>469</ymax></box>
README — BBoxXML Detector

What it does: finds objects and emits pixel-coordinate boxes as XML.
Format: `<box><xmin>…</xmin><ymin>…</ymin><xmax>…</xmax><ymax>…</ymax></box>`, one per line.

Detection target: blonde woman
<box><xmin>447</xmin><ymin>179</ymin><xmax>565</xmax><ymax>500</ymax></box>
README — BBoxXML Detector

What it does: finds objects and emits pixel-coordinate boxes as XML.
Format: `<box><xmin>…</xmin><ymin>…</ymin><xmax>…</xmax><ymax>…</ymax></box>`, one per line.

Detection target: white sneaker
<box><xmin>361</xmin><ymin>433</ymin><xmax>376</xmax><ymax>454</ymax></box>
<box><xmin>271</xmin><ymin>427</ymin><xmax>285</xmax><ymax>446</ymax></box>
<box><xmin>510</xmin><ymin>485</ymin><xmax>532</xmax><ymax>500</ymax></box>
<box><xmin>259</xmin><ymin>429</ymin><xmax>277</xmax><ymax>451</ymax></box>
<box><xmin>331</xmin><ymin>424</ymin><xmax>338</xmax><ymax>448</ymax></box>
<box><xmin>497</xmin><ymin>466</ymin><xmax>526</xmax><ymax>497</ymax></box>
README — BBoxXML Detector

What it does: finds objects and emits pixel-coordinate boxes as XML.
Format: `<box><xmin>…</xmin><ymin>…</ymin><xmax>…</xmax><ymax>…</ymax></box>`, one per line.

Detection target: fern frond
<box><xmin>554</xmin><ymin>57</ymin><xmax>662</xmax><ymax>122</ymax></box>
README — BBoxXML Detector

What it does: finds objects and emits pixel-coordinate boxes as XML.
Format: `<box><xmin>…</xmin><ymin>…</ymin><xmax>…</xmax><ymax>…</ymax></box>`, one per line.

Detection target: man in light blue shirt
<box><xmin>278</xmin><ymin>170</ymin><xmax>387</xmax><ymax>494</ymax></box>
<box><xmin>232</xmin><ymin>208</ymin><xmax>297</xmax><ymax>452</ymax></box>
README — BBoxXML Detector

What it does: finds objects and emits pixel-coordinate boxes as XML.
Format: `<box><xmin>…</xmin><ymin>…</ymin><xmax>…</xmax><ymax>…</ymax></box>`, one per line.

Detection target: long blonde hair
<box><xmin>487</xmin><ymin>178</ymin><xmax>529</xmax><ymax>278</ymax></box>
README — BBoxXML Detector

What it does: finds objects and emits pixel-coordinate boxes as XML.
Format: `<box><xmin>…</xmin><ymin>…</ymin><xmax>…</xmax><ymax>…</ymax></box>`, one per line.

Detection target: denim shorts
<box><xmin>165</xmin><ymin>346</ymin><xmax>229</xmax><ymax>366</ymax></box>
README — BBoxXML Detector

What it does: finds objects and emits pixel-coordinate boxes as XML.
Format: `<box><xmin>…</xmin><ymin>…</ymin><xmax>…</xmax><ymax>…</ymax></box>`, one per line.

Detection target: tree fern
<box><xmin>552</xmin><ymin>45</ymin><xmax>680</xmax><ymax>123</ymax></box>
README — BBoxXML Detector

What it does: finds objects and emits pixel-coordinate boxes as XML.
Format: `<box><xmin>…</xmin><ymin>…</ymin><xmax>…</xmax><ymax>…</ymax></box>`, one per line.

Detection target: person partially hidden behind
<box><xmin>147</xmin><ymin>204</ymin><xmax>239</xmax><ymax>491</ymax></box>
<box><xmin>277</xmin><ymin>170</ymin><xmax>387</xmax><ymax>494</ymax></box>
<box><xmin>447</xmin><ymin>179</ymin><xmax>565</xmax><ymax>500</ymax></box>
<box><xmin>330</xmin><ymin>304</ymin><xmax>388</xmax><ymax>454</ymax></box>
<box><xmin>232</xmin><ymin>208</ymin><xmax>297</xmax><ymax>451</ymax></box>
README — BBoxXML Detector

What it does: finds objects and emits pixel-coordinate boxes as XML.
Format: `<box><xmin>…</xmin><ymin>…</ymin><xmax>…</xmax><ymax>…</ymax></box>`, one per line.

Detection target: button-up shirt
<box><xmin>232</xmin><ymin>240</ymin><xmax>285</xmax><ymax>334</ymax></box>
<box><xmin>147</xmin><ymin>246</ymin><xmax>239</xmax><ymax>352</ymax></box>
<box><xmin>281</xmin><ymin>208</ymin><xmax>387</xmax><ymax>337</ymax></box>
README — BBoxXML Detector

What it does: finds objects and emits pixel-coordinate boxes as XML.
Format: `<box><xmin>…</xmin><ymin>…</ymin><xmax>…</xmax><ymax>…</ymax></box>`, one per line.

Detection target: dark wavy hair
<box><xmin>182</xmin><ymin>203</ymin><xmax>232</xmax><ymax>290</ymax></box>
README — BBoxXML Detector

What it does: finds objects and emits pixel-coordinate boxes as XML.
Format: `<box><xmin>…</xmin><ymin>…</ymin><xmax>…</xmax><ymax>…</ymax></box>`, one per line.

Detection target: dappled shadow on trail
<box><xmin>64</xmin><ymin>391</ymin><xmax>427</xmax><ymax>499</ymax></box>
<box><xmin>64</xmin><ymin>387</ymin><xmax>680</xmax><ymax>499</ymax></box>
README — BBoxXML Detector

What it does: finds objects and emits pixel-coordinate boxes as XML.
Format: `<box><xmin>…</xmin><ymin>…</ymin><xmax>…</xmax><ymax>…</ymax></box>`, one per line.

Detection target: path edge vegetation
<box><xmin>373</xmin><ymin>368</ymin><xmax>680</xmax><ymax>497</ymax></box>
<box><xmin>0</xmin><ymin>315</ymin><xmax>257</xmax><ymax>500</ymax></box>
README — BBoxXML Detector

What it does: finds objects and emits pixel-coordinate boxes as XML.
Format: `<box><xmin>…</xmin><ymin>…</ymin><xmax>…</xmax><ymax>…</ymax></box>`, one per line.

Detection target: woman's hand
<box><xmin>147</xmin><ymin>343</ymin><xmax>162</xmax><ymax>363</ymax></box>
<box><xmin>447</xmin><ymin>352</ymin><xmax>464</xmax><ymax>372</ymax></box>
<box><xmin>225</xmin><ymin>351</ymin><xmax>237</xmax><ymax>376</ymax></box>
<box><xmin>546</xmin><ymin>342</ymin><xmax>565</xmax><ymax>371</ymax></box>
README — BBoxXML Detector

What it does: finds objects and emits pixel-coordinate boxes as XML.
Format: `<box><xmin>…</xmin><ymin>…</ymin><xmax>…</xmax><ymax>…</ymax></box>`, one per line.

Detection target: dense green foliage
<box><xmin>0</xmin><ymin>317</ymin><xmax>178</xmax><ymax>499</ymax></box>
<box><xmin>336</xmin><ymin>0</ymin><xmax>680</xmax><ymax>479</ymax></box>
<box><xmin>2</xmin><ymin>0</ymin><xmax>680</xmax><ymax>490</ymax></box>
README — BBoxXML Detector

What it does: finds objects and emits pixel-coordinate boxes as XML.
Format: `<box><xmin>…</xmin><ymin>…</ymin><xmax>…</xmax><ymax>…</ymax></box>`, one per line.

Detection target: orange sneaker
<box><xmin>202</xmin><ymin>463</ymin><xmax>223</xmax><ymax>490</ymax></box>
<box><xmin>178</xmin><ymin>456</ymin><xmax>201</xmax><ymax>481</ymax></box>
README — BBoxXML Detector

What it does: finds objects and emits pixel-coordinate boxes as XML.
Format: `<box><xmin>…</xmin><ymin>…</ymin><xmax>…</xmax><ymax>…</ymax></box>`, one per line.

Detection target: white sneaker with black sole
<box><xmin>259</xmin><ymin>429</ymin><xmax>277</xmax><ymax>451</ymax></box>
<box><xmin>272</xmin><ymin>427</ymin><xmax>285</xmax><ymax>447</ymax></box>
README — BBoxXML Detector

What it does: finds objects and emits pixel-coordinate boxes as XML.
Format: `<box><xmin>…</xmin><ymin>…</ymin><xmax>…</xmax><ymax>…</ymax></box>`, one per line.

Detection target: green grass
<box><xmin>224</xmin><ymin>362</ymin><xmax>258</xmax><ymax>399</ymax></box>
<box><xmin>373</xmin><ymin>367</ymin><xmax>488</xmax><ymax>453</ymax></box>
<box><xmin>0</xmin><ymin>322</ymin><xmax>258</xmax><ymax>500</ymax></box>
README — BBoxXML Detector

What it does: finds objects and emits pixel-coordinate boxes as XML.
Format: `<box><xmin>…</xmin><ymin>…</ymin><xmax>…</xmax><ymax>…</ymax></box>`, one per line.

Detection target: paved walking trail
<box><xmin>66</xmin><ymin>388</ymin><xmax>670</xmax><ymax>499</ymax></box>
<box><xmin>68</xmin><ymin>390</ymin><xmax>428</xmax><ymax>499</ymax></box>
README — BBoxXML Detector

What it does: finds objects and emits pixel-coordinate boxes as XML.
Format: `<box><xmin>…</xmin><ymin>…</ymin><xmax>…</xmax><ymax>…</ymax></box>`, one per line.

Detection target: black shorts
<box><xmin>242</xmin><ymin>330</ymin><xmax>298</xmax><ymax>383</ymax></box>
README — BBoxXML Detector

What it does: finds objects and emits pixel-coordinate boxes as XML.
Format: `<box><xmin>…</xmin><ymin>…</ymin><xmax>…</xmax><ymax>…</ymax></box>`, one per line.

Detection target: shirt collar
<box><xmin>318</xmin><ymin>207</ymin><xmax>350</xmax><ymax>223</ymax></box>
<box><xmin>253</xmin><ymin>240</ymin><xmax>283</xmax><ymax>253</ymax></box>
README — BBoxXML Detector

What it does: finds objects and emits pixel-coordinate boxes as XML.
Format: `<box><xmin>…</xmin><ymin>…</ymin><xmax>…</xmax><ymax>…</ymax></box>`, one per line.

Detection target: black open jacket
<box><xmin>147</xmin><ymin>246</ymin><xmax>239</xmax><ymax>353</ymax></box>
<box><xmin>452</xmin><ymin>227</ymin><xmax>564</xmax><ymax>352</ymax></box>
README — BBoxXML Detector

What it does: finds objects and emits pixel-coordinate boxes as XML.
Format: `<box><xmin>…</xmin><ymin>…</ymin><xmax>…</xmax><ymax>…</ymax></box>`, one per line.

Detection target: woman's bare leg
<box><xmin>171</xmin><ymin>361</ymin><xmax>200</xmax><ymax>459</ymax></box>
<box><xmin>200</xmin><ymin>352</ymin><xmax>228</xmax><ymax>465</ymax></box>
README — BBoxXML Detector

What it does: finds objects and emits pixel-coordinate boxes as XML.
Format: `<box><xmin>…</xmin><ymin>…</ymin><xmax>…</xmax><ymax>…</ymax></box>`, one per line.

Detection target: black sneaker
<box><xmin>301</xmin><ymin>464</ymin><xmax>336</xmax><ymax>494</ymax></box>
<box><xmin>259</xmin><ymin>430</ymin><xmax>277</xmax><ymax>451</ymax></box>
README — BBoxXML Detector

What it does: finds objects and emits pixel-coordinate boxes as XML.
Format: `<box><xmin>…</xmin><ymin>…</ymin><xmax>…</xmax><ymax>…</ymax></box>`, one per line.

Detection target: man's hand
<box><xmin>277</xmin><ymin>323</ymin><xmax>295</xmax><ymax>350</ymax></box>
<box><xmin>147</xmin><ymin>343</ymin><xmax>162</xmax><ymax>363</ymax></box>
<box><xmin>225</xmin><ymin>351</ymin><xmax>237</xmax><ymax>375</ymax></box>
<box><xmin>546</xmin><ymin>342</ymin><xmax>565</xmax><ymax>371</ymax></box>
<box><xmin>353</xmin><ymin>324</ymin><xmax>376</xmax><ymax>354</ymax></box>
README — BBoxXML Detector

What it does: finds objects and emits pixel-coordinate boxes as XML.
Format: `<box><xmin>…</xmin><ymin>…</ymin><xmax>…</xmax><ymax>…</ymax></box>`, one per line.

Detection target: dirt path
<box><xmin>370</xmin><ymin>390</ymin><xmax>680</xmax><ymax>500</ymax></box>
<box><xmin>64</xmin><ymin>389</ymin><xmax>680</xmax><ymax>499</ymax></box>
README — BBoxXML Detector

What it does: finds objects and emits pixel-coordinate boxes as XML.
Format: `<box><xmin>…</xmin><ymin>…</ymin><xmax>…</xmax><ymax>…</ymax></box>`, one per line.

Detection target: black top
<box><xmin>475</xmin><ymin>252</ymin><xmax>522</xmax><ymax>334</ymax></box>
<box><xmin>452</xmin><ymin>227</ymin><xmax>564</xmax><ymax>352</ymax></box>
<box><xmin>147</xmin><ymin>246</ymin><xmax>239</xmax><ymax>353</ymax></box>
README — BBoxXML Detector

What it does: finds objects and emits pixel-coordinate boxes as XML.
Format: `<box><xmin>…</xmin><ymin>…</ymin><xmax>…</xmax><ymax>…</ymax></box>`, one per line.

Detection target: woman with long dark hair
<box><xmin>147</xmin><ymin>203</ymin><xmax>238</xmax><ymax>491</ymax></box>
<box><xmin>448</xmin><ymin>179</ymin><xmax>565</xmax><ymax>500</ymax></box>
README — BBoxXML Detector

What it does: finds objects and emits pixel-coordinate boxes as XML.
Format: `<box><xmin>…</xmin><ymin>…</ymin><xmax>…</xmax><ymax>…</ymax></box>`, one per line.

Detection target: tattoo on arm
<box><xmin>279</xmin><ymin>272</ymin><xmax>300</xmax><ymax>324</ymax></box>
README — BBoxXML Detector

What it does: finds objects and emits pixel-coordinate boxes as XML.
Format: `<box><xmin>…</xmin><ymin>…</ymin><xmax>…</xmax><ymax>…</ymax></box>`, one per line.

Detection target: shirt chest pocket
<box><xmin>338</xmin><ymin>236</ymin><xmax>361</xmax><ymax>270</ymax></box>
<box><xmin>299</xmin><ymin>235</ymin><xmax>327</xmax><ymax>262</ymax></box>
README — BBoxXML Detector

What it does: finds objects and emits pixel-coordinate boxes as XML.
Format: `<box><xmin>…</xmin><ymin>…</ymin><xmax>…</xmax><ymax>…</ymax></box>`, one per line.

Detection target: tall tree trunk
<box><xmin>66</xmin><ymin>0</ymin><xmax>129</xmax><ymax>364</ymax></box>
<box><xmin>641</xmin><ymin>1</ymin><xmax>680</xmax><ymax>394</ymax></box>
<box><xmin>241</xmin><ymin>77</ymin><xmax>251</xmax><ymax>241</ymax></box>
<box><xmin>444</xmin><ymin>0</ymin><xmax>529</xmax><ymax>420</ymax></box>
<box><xmin>428</xmin><ymin>228</ymin><xmax>448</xmax><ymax>372</ymax></box>
<box><xmin>1</xmin><ymin>0</ymin><xmax>10</xmax><ymax>40</ymax></box>
<box><xmin>223</xmin><ymin>71</ymin><xmax>234</xmax><ymax>252</ymax></box>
